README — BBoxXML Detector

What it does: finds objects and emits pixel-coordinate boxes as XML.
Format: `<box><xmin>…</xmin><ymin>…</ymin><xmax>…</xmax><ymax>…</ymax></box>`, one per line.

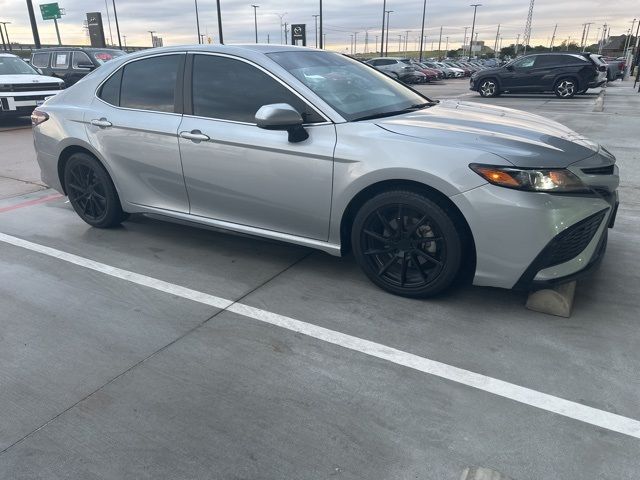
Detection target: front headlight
<box><xmin>469</xmin><ymin>164</ymin><xmax>589</xmax><ymax>193</ymax></box>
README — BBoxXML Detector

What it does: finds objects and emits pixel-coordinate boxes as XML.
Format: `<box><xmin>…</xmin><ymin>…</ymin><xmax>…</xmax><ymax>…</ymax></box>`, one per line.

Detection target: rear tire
<box><xmin>351</xmin><ymin>190</ymin><xmax>462</xmax><ymax>298</ymax></box>
<box><xmin>554</xmin><ymin>78</ymin><xmax>577</xmax><ymax>98</ymax></box>
<box><xmin>64</xmin><ymin>152</ymin><xmax>127</xmax><ymax>228</ymax></box>
<box><xmin>478</xmin><ymin>78</ymin><xmax>499</xmax><ymax>97</ymax></box>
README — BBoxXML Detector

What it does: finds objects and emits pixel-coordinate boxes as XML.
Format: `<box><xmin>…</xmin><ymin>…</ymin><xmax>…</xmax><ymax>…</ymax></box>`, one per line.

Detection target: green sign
<box><xmin>40</xmin><ymin>3</ymin><xmax>61</xmax><ymax>21</ymax></box>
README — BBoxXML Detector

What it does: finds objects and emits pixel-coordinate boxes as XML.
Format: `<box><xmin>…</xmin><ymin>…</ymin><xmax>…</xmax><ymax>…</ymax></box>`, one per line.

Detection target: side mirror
<box><xmin>255</xmin><ymin>103</ymin><xmax>309</xmax><ymax>143</ymax></box>
<box><xmin>35</xmin><ymin>67</ymin><xmax>43</xmax><ymax>75</ymax></box>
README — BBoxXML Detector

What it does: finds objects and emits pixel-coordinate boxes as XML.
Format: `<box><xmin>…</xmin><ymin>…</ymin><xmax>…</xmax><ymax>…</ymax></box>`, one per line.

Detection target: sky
<box><xmin>0</xmin><ymin>0</ymin><xmax>637</xmax><ymax>53</ymax></box>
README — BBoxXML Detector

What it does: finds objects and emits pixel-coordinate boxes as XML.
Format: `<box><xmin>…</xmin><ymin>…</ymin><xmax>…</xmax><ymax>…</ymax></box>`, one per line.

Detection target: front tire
<box><xmin>64</xmin><ymin>152</ymin><xmax>127</xmax><ymax>228</ymax></box>
<box><xmin>478</xmin><ymin>78</ymin><xmax>499</xmax><ymax>97</ymax></box>
<box><xmin>554</xmin><ymin>78</ymin><xmax>577</xmax><ymax>98</ymax></box>
<box><xmin>351</xmin><ymin>190</ymin><xmax>462</xmax><ymax>298</ymax></box>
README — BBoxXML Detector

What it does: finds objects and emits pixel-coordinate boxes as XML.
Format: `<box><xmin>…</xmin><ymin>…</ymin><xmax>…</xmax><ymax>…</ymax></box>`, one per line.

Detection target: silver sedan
<box><xmin>31</xmin><ymin>45</ymin><xmax>619</xmax><ymax>297</ymax></box>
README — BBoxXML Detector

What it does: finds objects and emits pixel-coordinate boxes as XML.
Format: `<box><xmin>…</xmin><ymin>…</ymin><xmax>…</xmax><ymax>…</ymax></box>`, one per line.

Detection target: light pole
<box><xmin>380</xmin><ymin>0</ymin><xmax>386</xmax><ymax>57</ymax></box>
<box><xmin>462</xmin><ymin>26</ymin><xmax>469</xmax><ymax>57</ymax></box>
<box><xmin>319</xmin><ymin>0</ymin><xmax>323</xmax><ymax>49</ymax></box>
<box><xmin>26</xmin><ymin>0</ymin><xmax>41</xmax><ymax>49</ymax></box>
<box><xmin>469</xmin><ymin>4</ymin><xmax>481</xmax><ymax>59</ymax></box>
<box><xmin>251</xmin><ymin>5</ymin><xmax>259</xmax><ymax>43</ymax></box>
<box><xmin>274</xmin><ymin>13</ymin><xmax>287</xmax><ymax>45</ymax></box>
<box><xmin>398</xmin><ymin>34</ymin><xmax>402</xmax><ymax>52</ymax></box>
<box><xmin>0</xmin><ymin>22</ymin><xmax>11</xmax><ymax>52</ymax></box>
<box><xmin>385</xmin><ymin>10</ymin><xmax>393</xmax><ymax>56</ymax></box>
<box><xmin>419</xmin><ymin>0</ymin><xmax>427</xmax><ymax>61</ymax></box>
<box><xmin>112</xmin><ymin>0</ymin><xmax>122</xmax><ymax>49</ymax></box>
<box><xmin>375</xmin><ymin>35</ymin><xmax>379</xmax><ymax>54</ymax></box>
<box><xmin>0</xmin><ymin>25</ymin><xmax>6</xmax><ymax>51</ymax></box>
<box><xmin>312</xmin><ymin>14</ymin><xmax>319</xmax><ymax>47</ymax></box>
<box><xmin>195</xmin><ymin>0</ymin><xmax>201</xmax><ymax>43</ymax></box>
<box><xmin>350</xmin><ymin>34</ymin><xmax>354</xmax><ymax>54</ymax></box>
<box><xmin>354</xmin><ymin>32</ymin><xmax>358</xmax><ymax>54</ymax></box>
<box><xmin>123</xmin><ymin>34</ymin><xmax>127</xmax><ymax>51</ymax></box>
<box><xmin>104</xmin><ymin>0</ymin><xmax>114</xmax><ymax>45</ymax></box>
<box><xmin>148</xmin><ymin>30</ymin><xmax>156</xmax><ymax>47</ymax></box>
<box><xmin>216</xmin><ymin>0</ymin><xmax>224</xmax><ymax>44</ymax></box>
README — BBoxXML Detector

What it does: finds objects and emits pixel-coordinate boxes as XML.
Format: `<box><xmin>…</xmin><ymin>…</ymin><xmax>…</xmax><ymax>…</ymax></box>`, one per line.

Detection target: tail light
<box><xmin>31</xmin><ymin>109</ymin><xmax>49</xmax><ymax>127</ymax></box>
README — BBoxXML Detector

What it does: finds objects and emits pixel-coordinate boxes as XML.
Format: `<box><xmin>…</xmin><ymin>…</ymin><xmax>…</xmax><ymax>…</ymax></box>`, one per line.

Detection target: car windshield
<box><xmin>0</xmin><ymin>56</ymin><xmax>38</xmax><ymax>75</ymax></box>
<box><xmin>92</xmin><ymin>50</ymin><xmax>126</xmax><ymax>65</ymax></box>
<box><xmin>267</xmin><ymin>51</ymin><xmax>431</xmax><ymax>122</ymax></box>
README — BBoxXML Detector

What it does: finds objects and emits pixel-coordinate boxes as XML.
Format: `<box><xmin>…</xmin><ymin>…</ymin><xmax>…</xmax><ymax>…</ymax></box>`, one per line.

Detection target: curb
<box><xmin>593</xmin><ymin>86</ymin><xmax>606</xmax><ymax>112</ymax></box>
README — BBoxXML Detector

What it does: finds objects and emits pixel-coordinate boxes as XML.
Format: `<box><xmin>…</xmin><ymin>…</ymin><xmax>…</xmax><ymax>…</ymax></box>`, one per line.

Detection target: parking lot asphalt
<box><xmin>1</xmin><ymin>79</ymin><xmax>639</xmax><ymax>480</ymax></box>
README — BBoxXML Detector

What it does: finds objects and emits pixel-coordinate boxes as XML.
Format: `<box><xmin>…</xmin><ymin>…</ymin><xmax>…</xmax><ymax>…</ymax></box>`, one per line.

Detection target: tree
<box><xmin>500</xmin><ymin>45</ymin><xmax>515</xmax><ymax>57</ymax></box>
<box><xmin>447</xmin><ymin>49</ymin><xmax>460</xmax><ymax>57</ymax></box>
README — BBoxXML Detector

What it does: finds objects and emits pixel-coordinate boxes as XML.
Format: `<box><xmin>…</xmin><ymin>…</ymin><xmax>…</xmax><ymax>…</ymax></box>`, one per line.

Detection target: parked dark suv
<box><xmin>30</xmin><ymin>47</ymin><xmax>126</xmax><ymax>87</ymax></box>
<box><xmin>470</xmin><ymin>53</ymin><xmax>608</xmax><ymax>99</ymax></box>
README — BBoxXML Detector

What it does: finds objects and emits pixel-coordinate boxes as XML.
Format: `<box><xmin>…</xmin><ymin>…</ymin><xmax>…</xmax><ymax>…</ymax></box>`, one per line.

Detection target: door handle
<box><xmin>90</xmin><ymin>118</ymin><xmax>112</xmax><ymax>128</ymax></box>
<box><xmin>179</xmin><ymin>130</ymin><xmax>210</xmax><ymax>142</ymax></box>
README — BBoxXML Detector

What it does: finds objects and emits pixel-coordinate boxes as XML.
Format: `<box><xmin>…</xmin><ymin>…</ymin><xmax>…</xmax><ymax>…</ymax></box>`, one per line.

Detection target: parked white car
<box><xmin>0</xmin><ymin>53</ymin><xmax>65</xmax><ymax>117</ymax></box>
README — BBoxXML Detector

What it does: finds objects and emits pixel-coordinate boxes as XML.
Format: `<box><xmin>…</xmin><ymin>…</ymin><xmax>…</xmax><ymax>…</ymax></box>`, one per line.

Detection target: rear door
<box><xmin>50</xmin><ymin>51</ymin><xmax>72</xmax><ymax>83</ymax></box>
<box><xmin>526</xmin><ymin>55</ymin><xmax>558</xmax><ymax>91</ymax></box>
<box><xmin>85</xmin><ymin>53</ymin><xmax>189</xmax><ymax>213</ymax></box>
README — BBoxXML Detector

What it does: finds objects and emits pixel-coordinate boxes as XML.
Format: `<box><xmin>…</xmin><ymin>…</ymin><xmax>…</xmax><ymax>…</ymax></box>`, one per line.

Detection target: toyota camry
<box><xmin>31</xmin><ymin>45</ymin><xmax>619</xmax><ymax>297</ymax></box>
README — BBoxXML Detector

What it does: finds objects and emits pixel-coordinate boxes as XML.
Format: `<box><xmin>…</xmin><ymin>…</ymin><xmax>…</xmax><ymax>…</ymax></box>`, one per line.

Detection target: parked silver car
<box><xmin>31</xmin><ymin>45</ymin><xmax>619</xmax><ymax>297</ymax></box>
<box><xmin>365</xmin><ymin>57</ymin><xmax>426</xmax><ymax>83</ymax></box>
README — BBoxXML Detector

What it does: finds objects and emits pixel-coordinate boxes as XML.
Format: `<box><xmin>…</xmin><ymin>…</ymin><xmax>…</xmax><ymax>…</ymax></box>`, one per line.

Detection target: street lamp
<box><xmin>0</xmin><ymin>22</ymin><xmax>12</xmax><ymax>52</ymax></box>
<box><xmin>385</xmin><ymin>10</ymin><xmax>393</xmax><ymax>56</ymax></box>
<box><xmin>251</xmin><ymin>5</ymin><xmax>259</xmax><ymax>43</ymax></box>
<box><xmin>274</xmin><ymin>13</ymin><xmax>287</xmax><ymax>45</ymax></box>
<box><xmin>123</xmin><ymin>34</ymin><xmax>127</xmax><ymax>51</ymax></box>
<box><xmin>419</xmin><ymin>0</ymin><xmax>427</xmax><ymax>61</ymax></box>
<box><xmin>312</xmin><ymin>14</ymin><xmax>319</xmax><ymax>48</ymax></box>
<box><xmin>469</xmin><ymin>4</ymin><xmax>481</xmax><ymax>59</ymax></box>
<box><xmin>195</xmin><ymin>0</ymin><xmax>201</xmax><ymax>44</ymax></box>
<box><xmin>380</xmin><ymin>0</ymin><xmax>387</xmax><ymax>57</ymax></box>
<box><xmin>112</xmin><ymin>0</ymin><xmax>122</xmax><ymax>49</ymax></box>
<box><xmin>148</xmin><ymin>30</ymin><xmax>156</xmax><ymax>47</ymax></box>
<box><xmin>319</xmin><ymin>0</ymin><xmax>323</xmax><ymax>49</ymax></box>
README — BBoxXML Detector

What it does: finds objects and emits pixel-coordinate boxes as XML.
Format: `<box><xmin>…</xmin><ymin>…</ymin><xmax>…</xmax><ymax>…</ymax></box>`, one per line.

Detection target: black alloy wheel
<box><xmin>352</xmin><ymin>190</ymin><xmax>462</xmax><ymax>298</ymax></box>
<box><xmin>64</xmin><ymin>152</ymin><xmax>127</xmax><ymax>228</ymax></box>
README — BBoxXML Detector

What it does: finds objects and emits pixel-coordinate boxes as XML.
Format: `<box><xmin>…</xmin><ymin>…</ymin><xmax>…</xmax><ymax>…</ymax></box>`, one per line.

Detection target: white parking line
<box><xmin>2</xmin><ymin>231</ymin><xmax>640</xmax><ymax>440</ymax></box>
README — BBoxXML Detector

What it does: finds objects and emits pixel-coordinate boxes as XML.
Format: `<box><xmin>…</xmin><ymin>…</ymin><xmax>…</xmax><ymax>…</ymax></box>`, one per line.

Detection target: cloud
<box><xmin>0</xmin><ymin>0</ymin><xmax>636</xmax><ymax>51</ymax></box>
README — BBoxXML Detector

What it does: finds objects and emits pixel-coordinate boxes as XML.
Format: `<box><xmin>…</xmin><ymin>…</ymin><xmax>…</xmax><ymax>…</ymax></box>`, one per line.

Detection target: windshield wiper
<box><xmin>352</xmin><ymin>101</ymin><xmax>438</xmax><ymax>122</ymax></box>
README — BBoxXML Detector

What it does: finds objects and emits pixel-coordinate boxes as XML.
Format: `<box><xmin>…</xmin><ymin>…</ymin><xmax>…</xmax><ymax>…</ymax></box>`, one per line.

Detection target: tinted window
<box><xmin>512</xmin><ymin>56</ymin><xmax>535</xmax><ymax>68</ymax></box>
<box><xmin>120</xmin><ymin>55</ymin><xmax>180</xmax><ymax>113</ymax></box>
<box><xmin>73</xmin><ymin>51</ymin><xmax>93</xmax><ymax>68</ymax></box>
<box><xmin>32</xmin><ymin>52</ymin><xmax>50</xmax><ymax>68</ymax></box>
<box><xmin>534</xmin><ymin>55</ymin><xmax>560</xmax><ymax>67</ymax></box>
<box><xmin>378</xmin><ymin>59</ymin><xmax>396</xmax><ymax>66</ymax></box>
<box><xmin>369</xmin><ymin>60</ymin><xmax>381</xmax><ymax>66</ymax></box>
<box><xmin>99</xmin><ymin>68</ymin><xmax>122</xmax><ymax>106</ymax></box>
<box><xmin>52</xmin><ymin>52</ymin><xmax>70</xmax><ymax>69</ymax></box>
<box><xmin>191</xmin><ymin>55</ymin><xmax>324</xmax><ymax>123</ymax></box>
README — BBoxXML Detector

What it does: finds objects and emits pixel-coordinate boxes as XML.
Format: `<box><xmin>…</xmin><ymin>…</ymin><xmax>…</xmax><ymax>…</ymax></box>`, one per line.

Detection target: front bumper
<box><xmin>451</xmin><ymin>184</ymin><xmax>618</xmax><ymax>290</ymax></box>
<box><xmin>0</xmin><ymin>91</ymin><xmax>60</xmax><ymax>113</ymax></box>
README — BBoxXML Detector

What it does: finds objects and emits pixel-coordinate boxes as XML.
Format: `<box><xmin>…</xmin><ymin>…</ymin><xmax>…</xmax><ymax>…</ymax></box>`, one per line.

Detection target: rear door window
<box><xmin>119</xmin><ymin>55</ymin><xmax>181</xmax><ymax>113</ymax></box>
<box><xmin>98</xmin><ymin>68</ymin><xmax>123</xmax><ymax>106</ymax></box>
<box><xmin>31</xmin><ymin>52</ymin><xmax>50</xmax><ymax>68</ymax></box>
<box><xmin>52</xmin><ymin>52</ymin><xmax>71</xmax><ymax>69</ymax></box>
<box><xmin>533</xmin><ymin>55</ymin><xmax>560</xmax><ymax>67</ymax></box>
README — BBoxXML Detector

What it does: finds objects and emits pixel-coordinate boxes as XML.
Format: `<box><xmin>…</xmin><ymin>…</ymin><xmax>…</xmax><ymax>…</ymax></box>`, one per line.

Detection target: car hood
<box><xmin>0</xmin><ymin>74</ymin><xmax>64</xmax><ymax>85</ymax></box>
<box><xmin>374</xmin><ymin>100</ymin><xmax>600</xmax><ymax>168</ymax></box>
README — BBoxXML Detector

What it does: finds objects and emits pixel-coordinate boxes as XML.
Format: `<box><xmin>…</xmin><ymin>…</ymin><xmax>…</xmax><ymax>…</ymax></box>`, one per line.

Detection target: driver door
<box><xmin>178</xmin><ymin>53</ymin><xmax>336</xmax><ymax>241</ymax></box>
<box><xmin>503</xmin><ymin>56</ymin><xmax>536</xmax><ymax>91</ymax></box>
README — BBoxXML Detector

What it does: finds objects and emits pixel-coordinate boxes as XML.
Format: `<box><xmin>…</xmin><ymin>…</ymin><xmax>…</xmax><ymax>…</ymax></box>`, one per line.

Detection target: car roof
<box><xmin>0</xmin><ymin>53</ymin><xmax>18</xmax><ymax>58</ymax></box>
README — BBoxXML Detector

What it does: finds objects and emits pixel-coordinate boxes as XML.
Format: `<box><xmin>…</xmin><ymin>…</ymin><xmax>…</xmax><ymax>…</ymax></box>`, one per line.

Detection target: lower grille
<box><xmin>542</xmin><ymin>210</ymin><xmax>606</xmax><ymax>268</ymax></box>
<box><xmin>1</xmin><ymin>83</ymin><xmax>63</xmax><ymax>92</ymax></box>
